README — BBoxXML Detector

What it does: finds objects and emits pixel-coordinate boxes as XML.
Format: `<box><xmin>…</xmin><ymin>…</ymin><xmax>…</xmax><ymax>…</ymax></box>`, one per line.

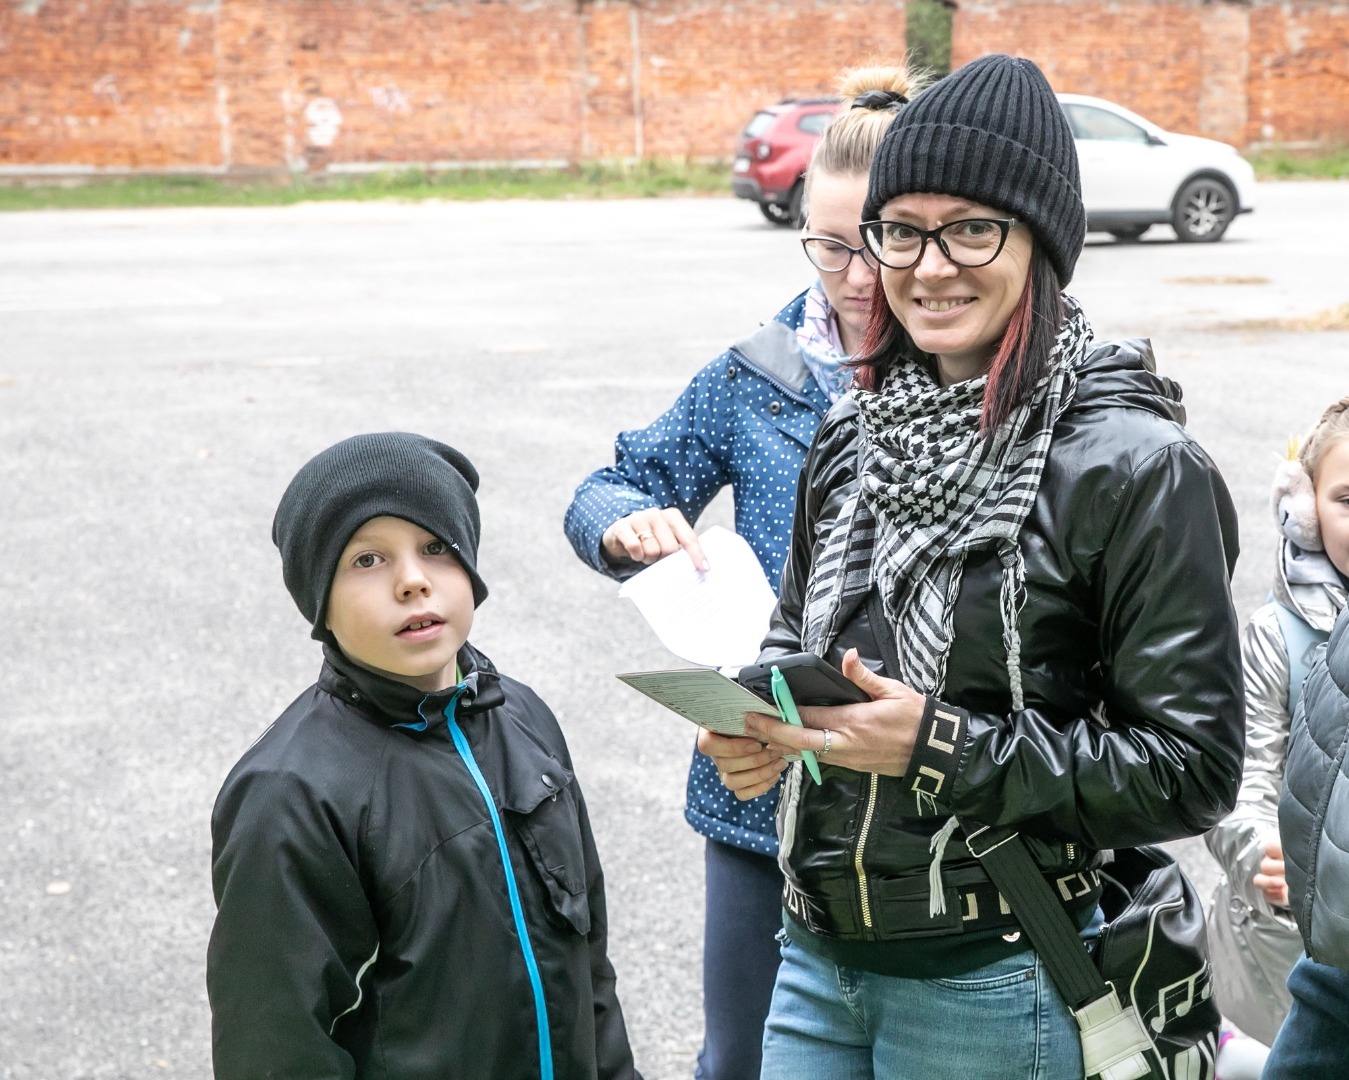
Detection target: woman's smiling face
<box><xmin>876</xmin><ymin>193</ymin><xmax>1034</xmax><ymax>385</ymax></box>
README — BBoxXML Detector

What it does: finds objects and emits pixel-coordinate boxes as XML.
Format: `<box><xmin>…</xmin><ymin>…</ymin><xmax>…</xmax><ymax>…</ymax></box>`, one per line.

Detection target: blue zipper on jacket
<box><xmin>406</xmin><ymin>687</ymin><xmax>555</xmax><ymax>1080</ymax></box>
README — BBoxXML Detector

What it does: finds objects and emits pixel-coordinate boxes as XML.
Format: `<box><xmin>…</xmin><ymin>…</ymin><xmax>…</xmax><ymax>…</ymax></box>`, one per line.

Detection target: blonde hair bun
<box><xmin>804</xmin><ymin>61</ymin><xmax>928</xmax><ymax>201</ymax></box>
<box><xmin>837</xmin><ymin>64</ymin><xmax>924</xmax><ymax>104</ymax></box>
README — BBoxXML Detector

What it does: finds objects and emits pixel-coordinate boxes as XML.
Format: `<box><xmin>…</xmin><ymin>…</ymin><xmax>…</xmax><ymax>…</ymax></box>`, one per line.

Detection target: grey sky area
<box><xmin>1</xmin><ymin>186</ymin><xmax>1347</xmax><ymax>1078</ymax></box>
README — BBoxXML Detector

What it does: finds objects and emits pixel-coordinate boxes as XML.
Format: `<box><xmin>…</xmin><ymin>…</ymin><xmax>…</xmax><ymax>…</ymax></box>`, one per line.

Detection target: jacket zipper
<box><xmin>855</xmin><ymin>773</ymin><xmax>880</xmax><ymax>929</ymax></box>
<box><xmin>1066</xmin><ymin>842</ymin><xmax>1077</xmax><ymax>863</ymax></box>
<box><xmin>445</xmin><ymin>700</ymin><xmax>555</xmax><ymax>1080</ymax></box>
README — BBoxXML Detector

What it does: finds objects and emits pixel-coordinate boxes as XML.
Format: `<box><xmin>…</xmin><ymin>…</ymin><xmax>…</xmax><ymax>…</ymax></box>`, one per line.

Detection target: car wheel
<box><xmin>758</xmin><ymin>200</ymin><xmax>794</xmax><ymax>227</ymax></box>
<box><xmin>1172</xmin><ymin>177</ymin><xmax>1236</xmax><ymax>242</ymax></box>
<box><xmin>786</xmin><ymin>181</ymin><xmax>805</xmax><ymax>229</ymax></box>
<box><xmin>1109</xmin><ymin>224</ymin><xmax>1150</xmax><ymax>242</ymax></box>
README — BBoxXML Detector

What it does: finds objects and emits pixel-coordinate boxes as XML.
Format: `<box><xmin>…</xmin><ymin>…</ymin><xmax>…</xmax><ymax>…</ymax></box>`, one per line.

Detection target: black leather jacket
<box><xmin>761</xmin><ymin>339</ymin><xmax>1245</xmax><ymax>942</ymax></box>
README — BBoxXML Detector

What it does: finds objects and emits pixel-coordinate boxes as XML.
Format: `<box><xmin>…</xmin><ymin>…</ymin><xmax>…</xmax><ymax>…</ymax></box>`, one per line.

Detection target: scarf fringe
<box><xmin>999</xmin><ymin>543</ymin><xmax>1028</xmax><ymax>711</ymax></box>
<box><xmin>928</xmin><ymin>816</ymin><xmax>961</xmax><ymax>918</ymax></box>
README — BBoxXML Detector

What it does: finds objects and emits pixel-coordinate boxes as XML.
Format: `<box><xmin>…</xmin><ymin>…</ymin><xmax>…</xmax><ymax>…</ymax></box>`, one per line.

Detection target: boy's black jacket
<box><xmin>208</xmin><ymin>643</ymin><xmax>640</xmax><ymax>1080</ymax></box>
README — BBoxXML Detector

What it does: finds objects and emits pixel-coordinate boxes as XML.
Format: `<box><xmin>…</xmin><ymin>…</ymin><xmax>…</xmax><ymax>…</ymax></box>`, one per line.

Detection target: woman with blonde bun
<box><xmin>565</xmin><ymin>63</ymin><xmax>923</xmax><ymax>1080</ymax></box>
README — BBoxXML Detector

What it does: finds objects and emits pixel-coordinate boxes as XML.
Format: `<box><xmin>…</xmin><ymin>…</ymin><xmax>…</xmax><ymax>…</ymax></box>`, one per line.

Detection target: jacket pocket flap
<box><xmin>514</xmin><ymin>788</ymin><xmax>591</xmax><ymax>936</ymax></box>
<box><xmin>499</xmin><ymin>752</ymin><xmax>575</xmax><ymax>816</ymax></box>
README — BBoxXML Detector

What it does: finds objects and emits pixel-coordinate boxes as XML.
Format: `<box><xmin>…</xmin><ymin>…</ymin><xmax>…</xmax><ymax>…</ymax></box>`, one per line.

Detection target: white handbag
<box><xmin>1206</xmin><ymin>872</ymin><xmax>1302</xmax><ymax>1046</ymax></box>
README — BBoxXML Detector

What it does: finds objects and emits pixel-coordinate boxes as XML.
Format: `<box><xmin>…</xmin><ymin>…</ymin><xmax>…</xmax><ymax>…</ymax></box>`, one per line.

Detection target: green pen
<box><xmin>770</xmin><ymin>665</ymin><xmax>822</xmax><ymax>785</ymax></box>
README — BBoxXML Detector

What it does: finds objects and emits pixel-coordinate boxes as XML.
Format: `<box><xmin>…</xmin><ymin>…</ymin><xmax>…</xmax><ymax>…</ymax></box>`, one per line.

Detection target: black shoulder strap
<box><xmin>964</xmin><ymin>823</ymin><xmax>1108</xmax><ymax>1012</ymax></box>
<box><xmin>968</xmin><ymin>826</ymin><xmax>1156</xmax><ymax>1079</ymax></box>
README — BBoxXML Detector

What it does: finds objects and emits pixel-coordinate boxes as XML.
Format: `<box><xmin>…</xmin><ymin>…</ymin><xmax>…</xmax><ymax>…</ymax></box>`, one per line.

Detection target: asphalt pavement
<box><xmin>1</xmin><ymin>184</ymin><xmax>1347</xmax><ymax>1078</ymax></box>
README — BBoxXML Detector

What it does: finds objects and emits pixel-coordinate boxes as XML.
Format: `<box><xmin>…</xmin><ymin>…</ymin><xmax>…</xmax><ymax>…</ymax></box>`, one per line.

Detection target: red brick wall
<box><xmin>0</xmin><ymin>0</ymin><xmax>1343</xmax><ymax>174</ymax></box>
<box><xmin>630</xmin><ymin>0</ymin><xmax>907</xmax><ymax>159</ymax></box>
<box><xmin>1248</xmin><ymin>2</ymin><xmax>1349</xmax><ymax>146</ymax></box>
<box><xmin>953</xmin><ymin>0</ymin><xmax>1213</xmax><ymax>136</ymax></box>
<box><xmin>0</xmin><ymin>1</ymin><xmax>220</xmax><ymax>169</ymax></box>
<box><xmin>0</xmin><ymin>0</ymin><xmax>904</xmax><ymax>173</ymax></box>
<box><xmin>952</xmin><ymin>0</ymin><xmax>1349</xmax><ymax>147</ymax></box>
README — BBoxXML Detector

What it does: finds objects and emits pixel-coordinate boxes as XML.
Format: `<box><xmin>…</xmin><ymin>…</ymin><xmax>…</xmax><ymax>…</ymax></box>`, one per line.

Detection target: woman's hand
<box><xmin>1252</xmin><ymin>837</ymin><xmax>1289</xmax><ymax>907</ymax></box>
<box><xmin>696</xmin><ymin>729</ymin><xmax>787</xmax><ymax>801</ymax></box>
<box><xmin>744</xmin><ymin>649</ymin><xmax>926</xmax><ymax>777</ymax></box>
<box><xmin>601</xmin><ymin>507</ymin><xmax>708</xmax><ymax>571</ymax></box>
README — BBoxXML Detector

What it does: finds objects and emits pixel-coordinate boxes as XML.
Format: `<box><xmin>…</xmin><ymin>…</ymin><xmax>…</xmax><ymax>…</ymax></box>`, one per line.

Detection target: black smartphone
<box><xmin>737</xmin><ymin>652</ymin><xmax>870</xmax><ymax>708</ymax></box>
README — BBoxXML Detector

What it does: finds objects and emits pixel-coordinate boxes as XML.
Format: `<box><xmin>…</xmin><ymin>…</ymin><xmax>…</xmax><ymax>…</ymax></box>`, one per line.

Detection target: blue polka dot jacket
<box><xmin>564</xmin><ymin>290</ymin><xmax>831</xmax><ymax>856</ymax></box>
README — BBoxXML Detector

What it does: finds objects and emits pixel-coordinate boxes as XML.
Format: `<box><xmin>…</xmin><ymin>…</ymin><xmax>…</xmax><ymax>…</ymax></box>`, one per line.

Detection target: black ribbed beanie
<box><xmin>863</xmin><ymin>54</ymin><xmax>1085</xmax><ymax>286</ymax></box>
<box><xmin>272</xmin><ymin>432</ymin><xmax>488</xmax><ymax>642</ymax></box>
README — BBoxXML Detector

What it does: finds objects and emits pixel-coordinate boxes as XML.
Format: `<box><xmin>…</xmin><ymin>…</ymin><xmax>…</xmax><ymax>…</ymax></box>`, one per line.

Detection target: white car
<box><xmin>1058</xmin><ymin>93</ymin><xmax>1257</xmax><ymax>242</ymax></box>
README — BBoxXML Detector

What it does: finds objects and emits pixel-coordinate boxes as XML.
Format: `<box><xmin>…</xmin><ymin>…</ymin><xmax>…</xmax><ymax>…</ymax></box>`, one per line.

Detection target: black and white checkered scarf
<box><xmin>800</xmin><ymin>295</ymin><xmax>1094</xmax><ymax>711</ymax></box>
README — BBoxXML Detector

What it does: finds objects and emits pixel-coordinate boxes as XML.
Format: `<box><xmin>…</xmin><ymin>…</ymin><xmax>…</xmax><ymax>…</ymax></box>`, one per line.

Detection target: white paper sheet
<box><xmin>617</xmin><ymin>526</ymin><xmax>778</xmax><ymax>668</ymax></box>
<box><xmin>615</xmin><ymin>667</ymin><xmax>780</xmax><ymax>735</ymax></box>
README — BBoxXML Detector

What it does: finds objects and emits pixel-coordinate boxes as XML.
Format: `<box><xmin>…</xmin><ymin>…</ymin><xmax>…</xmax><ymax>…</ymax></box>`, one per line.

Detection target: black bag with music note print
<box><xmin>1091</xmin><ymin>846</ymin><xmax>1221</xmax><ymax>1079</ymax></box>
<box><xmin>966</xmin><ymin>828</ymin><xmax>1220</xmax><ymax>1080</ymax></box>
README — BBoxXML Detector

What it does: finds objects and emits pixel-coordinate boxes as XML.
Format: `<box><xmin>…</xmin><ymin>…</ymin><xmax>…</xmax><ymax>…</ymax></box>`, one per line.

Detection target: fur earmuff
<box><xmin>1272</xmin><ymin>436</ymin><xmax>1322</xmax><ymax>552</ymax></box>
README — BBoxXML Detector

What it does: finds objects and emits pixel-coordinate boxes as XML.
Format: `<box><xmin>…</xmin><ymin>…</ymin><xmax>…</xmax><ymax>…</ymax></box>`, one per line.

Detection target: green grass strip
<box><xmin>2</xmin><ymin>147</ymin><xmax>1345</xmax><ymax>212</ymax></box>
<box><xmin>1245</xmin><ymin>145</ymin><xmax>1349</xmax><ymax>181</ymax></box>
<box><xmin>0</xmin><ymin>160</ymin><xmax>731</xmax><ymax>212</ymax></box>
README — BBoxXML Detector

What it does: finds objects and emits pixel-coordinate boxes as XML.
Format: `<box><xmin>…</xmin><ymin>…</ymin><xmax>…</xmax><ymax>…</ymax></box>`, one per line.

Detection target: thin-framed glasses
<box><xmin>800</xmin><ymin>235</ymin><xmax>879</xmax><ymax>274</ymax></box>
<box><xmin>859</xmin><ymin>217</ymin><xmax>1019</xmax><ymax>270</ymax></box>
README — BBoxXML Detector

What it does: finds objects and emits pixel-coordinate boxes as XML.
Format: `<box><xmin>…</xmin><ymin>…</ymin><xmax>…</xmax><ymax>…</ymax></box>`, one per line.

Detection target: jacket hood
<box><xmin>317</xmin><ymin>640</ymin><xmax>505</xmax><ymax>730</ymax></box>
<box><xmin>1065</xmin><ymin>338</ymin><xmax>1186</xmax><ymax>426</ymax></box>
<box><xmin>1273</xmin><ymin>539</ymin><xmax>1347</xmax><ymax>633</ymax></box>
<box><xmin>727</xmin><ymin>290</ymin><xmax>814</xmax><ymax>396</ymax></box>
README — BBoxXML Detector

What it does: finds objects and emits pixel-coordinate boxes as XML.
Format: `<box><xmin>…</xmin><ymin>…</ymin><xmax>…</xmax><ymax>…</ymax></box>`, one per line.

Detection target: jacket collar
<box><xmin>727</xmin><ymin>289</ymin><xmax>825</xmax><ymax>400</ymax></box>
<box><xmin>317</xmin><ymin>641</ymin><xmax>506</xmax><ymax>730</ymax></box>
<box><xmin>1274</xmin><ymin>539</ymin><xmax>1348</xmax><ymax>633</ymax></box>
<box><xmin>1068</xmin><ymin>338</ymin><xmax>1187</xmax><ymax>427</ymax></box>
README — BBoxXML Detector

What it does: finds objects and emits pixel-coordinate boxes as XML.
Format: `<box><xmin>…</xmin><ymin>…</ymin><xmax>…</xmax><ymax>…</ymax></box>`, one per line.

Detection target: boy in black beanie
<box><xmin>207</xmin><ymin>432</ymin><xmax>640</xmax><ymax>1080</ymax></box>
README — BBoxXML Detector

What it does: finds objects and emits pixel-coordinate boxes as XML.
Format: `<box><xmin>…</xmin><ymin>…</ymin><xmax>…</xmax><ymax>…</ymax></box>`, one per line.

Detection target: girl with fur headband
<box><xmin>1206</xmin><ymin>396</ymin><xmax>1349</xmax><ymax>1077</ymax></box>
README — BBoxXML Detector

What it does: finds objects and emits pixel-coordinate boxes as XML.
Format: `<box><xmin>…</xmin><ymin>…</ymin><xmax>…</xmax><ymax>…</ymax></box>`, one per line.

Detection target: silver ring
<box><xmin>820</xmin><ymin>729</ymin><xmax>833</xmax><ymax>757</ymax></box>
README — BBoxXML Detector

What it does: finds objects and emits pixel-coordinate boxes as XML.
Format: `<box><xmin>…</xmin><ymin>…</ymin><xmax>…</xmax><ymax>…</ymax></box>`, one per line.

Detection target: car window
<box><xmin>1065</xmin><ymin>104</ymin><xmax>1149</xmax><ymax>144</ymax></box>
<box><xmin>743</xmin><ymin>112</ymin><xmax>777</xmax><ymax>139</ymax></box>
<box><xmin>797</xmin><ymin>112</ymin><xmax>834</xmax><ymax>135</ymax></box>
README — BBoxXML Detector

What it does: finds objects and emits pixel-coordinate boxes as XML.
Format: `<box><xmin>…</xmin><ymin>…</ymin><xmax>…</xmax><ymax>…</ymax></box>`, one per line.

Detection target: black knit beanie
<box><xmin>863</xmin><ymin>54</ymin><xmax>1085</xmax><ymax>287</ymax></box>
<box><xmin>272</xmin><ymin>432</ymin><xmax>488</xmax><ymax>642</ymax></box>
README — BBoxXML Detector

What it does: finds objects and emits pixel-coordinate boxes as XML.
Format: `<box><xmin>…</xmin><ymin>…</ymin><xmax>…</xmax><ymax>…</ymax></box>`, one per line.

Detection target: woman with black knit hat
<box><xmin>699</xmin><ymin>55</ymin><xmax>1245</xmax><ymax>1077</ymax></box>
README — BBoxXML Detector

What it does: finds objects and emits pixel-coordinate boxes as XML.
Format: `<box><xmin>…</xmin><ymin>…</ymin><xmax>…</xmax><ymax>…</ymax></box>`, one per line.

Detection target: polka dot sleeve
<box><xmin>563</xmin><ymin>356</ymin><xmax>736</xmax><ymax>580</ymax></box>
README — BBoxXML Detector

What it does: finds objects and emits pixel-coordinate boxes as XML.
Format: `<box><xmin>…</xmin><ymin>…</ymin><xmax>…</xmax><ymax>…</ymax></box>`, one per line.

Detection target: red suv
<box><xmin>732</xmin><ymin>98</ymin><xmax>842</xmax><ymax>226</ymax></box>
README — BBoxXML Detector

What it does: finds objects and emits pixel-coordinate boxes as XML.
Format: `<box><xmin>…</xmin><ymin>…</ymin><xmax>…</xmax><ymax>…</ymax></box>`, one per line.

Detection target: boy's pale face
<box><xmin>326</xmin><ymin>516</ymin><xmax>475</xmax><ymax>693</ymax></box>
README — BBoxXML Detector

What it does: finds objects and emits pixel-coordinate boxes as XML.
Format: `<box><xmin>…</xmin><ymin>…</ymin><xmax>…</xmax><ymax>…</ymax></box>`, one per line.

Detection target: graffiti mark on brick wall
<box><xmin>304</xmin><ymin>98</ymin><xmax>343</xmax><ymax>147</ymax></box>
<box><xmin>369</xmin><ymin>85</ymin><xmax>411</xmax><ymax>115</ymax></box>
<box><xmin>92</xmin><ymin>75</ymin><xmax>121</xmax><ymax>105</ymax></box>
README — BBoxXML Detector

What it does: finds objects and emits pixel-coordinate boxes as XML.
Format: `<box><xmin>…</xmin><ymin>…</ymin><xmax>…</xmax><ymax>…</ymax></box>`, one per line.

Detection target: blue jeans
<box><xmin>760</xmin><ymin>929</ymin><xmax>1085</xmax><ymax>1080</ymax></box>
<box><xmin>1263</xmin><ymin>954</ymin><xmax>1349</xmax><ymax>1078</ymax></box>
<box><xmin>696</xmin><ymin>839</ymin><xmax>784</xmax><ymax>1080</ymax></box>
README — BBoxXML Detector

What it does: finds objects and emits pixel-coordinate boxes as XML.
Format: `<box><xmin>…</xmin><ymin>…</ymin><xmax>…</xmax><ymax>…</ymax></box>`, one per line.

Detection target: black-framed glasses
<box><xmin>859</xmin><ymin>217</ymin><xmax>1019</xmax><ymax>270</ymax></box>
<box><xmin>800</xmin><ymin>235</ymin><xmax>879</xmax><ymax>274</ymax></box>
